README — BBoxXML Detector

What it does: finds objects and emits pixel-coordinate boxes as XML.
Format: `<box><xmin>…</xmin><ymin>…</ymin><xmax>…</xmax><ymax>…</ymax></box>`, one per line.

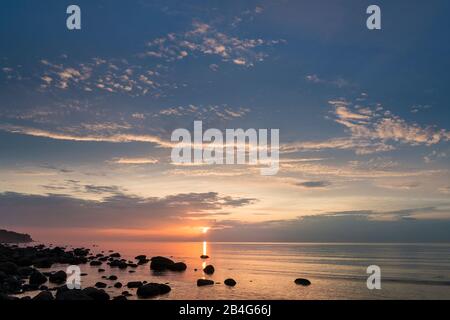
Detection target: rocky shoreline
<box><xmin>0</xmin><ymin>243</ymin><xmax>310</xmax><ymax>301</ymax></box>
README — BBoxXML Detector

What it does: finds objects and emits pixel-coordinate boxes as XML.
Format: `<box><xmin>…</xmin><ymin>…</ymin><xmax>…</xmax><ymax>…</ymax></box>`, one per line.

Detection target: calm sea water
<box><xmin>18</xmin><ymin>242</ymin><xmax>450</xmax><ymax>300</ymax></box>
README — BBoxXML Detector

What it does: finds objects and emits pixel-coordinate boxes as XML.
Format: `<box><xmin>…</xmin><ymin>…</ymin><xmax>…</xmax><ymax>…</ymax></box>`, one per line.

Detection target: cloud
<box><xmin>0</xmin><ymin>124</ymin><xmax>174</xmax><ymax>148</ymax></box>
<box><xmin>0</xmin><ymin>191</ymin><xmax>256</xmax><ymax>229</ymax></box>
<box><xmin>142</xmin><ymin>20</ymin><xmax>284</xmax><ymax>68</ymax></box>
<box><xmin>209</xmin><ymin>207</ymin><xmax>450</xmax><ymax>242</ymax></box>
<box><xmin>282</xmin><ymin>98</ymin><xmax>449</xmax><ymax>155</ymax></box>
<box><xmin>295</xmin><ymin>180</ymin><xmax>331</xmax><ymax>189</ymax></box>
<box><xmin>110</xmin><ymin>157</ymin><xmax>159</xmax><ymax>165</ymax></box>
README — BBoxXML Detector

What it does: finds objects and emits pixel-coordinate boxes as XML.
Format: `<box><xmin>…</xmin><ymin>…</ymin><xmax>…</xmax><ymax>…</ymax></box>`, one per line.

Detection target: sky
<box><xmin>0</xmin><ymin>0</ymin><xmax>450</xmax><ymax>242</ymax></box>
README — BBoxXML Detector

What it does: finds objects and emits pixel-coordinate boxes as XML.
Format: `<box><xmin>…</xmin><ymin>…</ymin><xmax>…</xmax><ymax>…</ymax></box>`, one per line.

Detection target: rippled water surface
<box><xmin>18</xmin><ymin>242</ymin><xmax>450</xmax><ymax>300</ymax></box>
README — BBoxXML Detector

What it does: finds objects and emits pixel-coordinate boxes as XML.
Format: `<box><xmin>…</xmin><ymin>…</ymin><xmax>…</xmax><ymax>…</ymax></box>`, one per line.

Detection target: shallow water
<box><xmin>17</xmin><ymin>242</ymin><xmax>450</xmax><ymax>300</ymax></box>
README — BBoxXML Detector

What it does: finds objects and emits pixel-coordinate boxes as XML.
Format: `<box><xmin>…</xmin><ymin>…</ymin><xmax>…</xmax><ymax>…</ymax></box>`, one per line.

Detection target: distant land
<box><xmin>0</xmin><ymin>229</ymin><xmax>33</xmax><ymax>243</ymax></box>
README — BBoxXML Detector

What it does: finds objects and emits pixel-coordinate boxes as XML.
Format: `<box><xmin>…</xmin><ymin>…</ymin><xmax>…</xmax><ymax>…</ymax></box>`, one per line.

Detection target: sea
<box><xmin>15</xmin><ymin>242</ymin><xmax>450</xmax><ymax>300</ymax></box>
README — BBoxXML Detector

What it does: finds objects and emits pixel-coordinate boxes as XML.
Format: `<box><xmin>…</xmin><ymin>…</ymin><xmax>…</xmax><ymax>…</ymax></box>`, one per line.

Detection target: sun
<box><xmin>202</xmin><ymin>227</ymin><xmax>210</xmax><ymax>234</ymax></box>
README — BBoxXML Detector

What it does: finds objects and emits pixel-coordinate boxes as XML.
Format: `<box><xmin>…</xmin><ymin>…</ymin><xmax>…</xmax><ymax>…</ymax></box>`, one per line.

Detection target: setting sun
<box><xmin>202</xmin><ymin>227</ymin><xmax>210</xmax><ymax>234</ymax></box>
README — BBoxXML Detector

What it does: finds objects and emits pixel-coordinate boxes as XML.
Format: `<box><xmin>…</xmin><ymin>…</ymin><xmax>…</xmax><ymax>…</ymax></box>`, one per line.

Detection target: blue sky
<box><xmin>0</xmin><ymin>0</ymin><xmax>449</xmax><ymax>242</ymax></box>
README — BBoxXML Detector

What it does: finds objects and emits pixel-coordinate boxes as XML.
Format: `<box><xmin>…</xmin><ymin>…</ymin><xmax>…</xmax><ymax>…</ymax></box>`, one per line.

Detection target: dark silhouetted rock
<box><xmin>113</xmin><ymin>295</ymin><xmax>128</xmax><ymax>301</ymax></box>
<box><xmin>150</xmin><ymin>256</ymin><xmax>175</xmax><ymax>271</ymax></box>
<box><xmin>49</xmin><ymin>270</ymin><xmax>67</xmax><ymax>284</ymax></box>
<box><xmin>200</xmin><ymin>255</ymin><xmax>209</xmax><ymax>259</ymax></box>
<box><xmin>168</xmin><ymin>262</ymin><xmax>187</xmax><ymax>272</ymax></box>
<box><xmin>224</xmin><ymin>278</ymin><xmax>237</xmax><ymax>286</ymax></box>
<box><xmin>95</xmin><ymin>281</ymin><xmax>107</xmax><ymax>289</ymax></box>
<box><xmin>17</xmin><ymin>266</ymin><xmax>34</xmax><ymax>277</ymax></box>
<box><xmin>127</xmin><ymin>281</ymin><xmax>143</xmax><ymax>288</ymax></box>
<box><xmin>137</xmin><ymin>283</ymin><xmax>171</xmax><ymax>298</ymax></box>
<box><xmin>203</xmin><ymin>265</ymin><xmax>215</xmax><ymax>275</ymax></box>
<box><xmin>90</xmin><ymin>260</ymin><xmax>102</xmax><ymax>266</ymax></box>
<box><xmin>294</xmin><ymin>278</ymin><xmax>311</xmax><ymax>286</ymax></box>
<box><xmin>32</xmin><ymin>291</ymin><xmax>54</xmax><ymax>301</ymax></box>
<box><xmin>83</xmin><ymin>287</ymin><xmax>110</xmax><ymax>301</ymax></box>
<box><xmin>98</xmin><ymin>268</ymin><xmax>105</xmax><ymax>272</ymax></box>
<box><xmin>108</xmin><ymin>275</ymin><xmax>118</xmax><ymax>281</ymax></box>
<box><xmin>114</xmin><ymin>282</ymin><xmax>123</xmax><ymax>288</ymax></box>
<box><xmin>197</xmin><ymin>279</ymin><xmax>214</xmax><ymax>286</ymax></box>
<box><xmin>29</xmin><ymin>271</ymin><xmax>47</xmax><ymax>286</ymax></box>
<box><xmin>56</xmin><ymin>286</ymin><xmax>92</xmax><ymax>300</ymax></box>
<box><xmin>0</xmin><ymin>262</ymin><xmax>18</xmax><ymax>275</ymax></box>
<box><xmin>135</xmin><ymin>255</ymin><xmax>146</xmax><ymax>260</ymax></box>
<box><xmin>109</xmin><ymin>253</ymin><xmax>121</xmax><ymax>258</ymax></box>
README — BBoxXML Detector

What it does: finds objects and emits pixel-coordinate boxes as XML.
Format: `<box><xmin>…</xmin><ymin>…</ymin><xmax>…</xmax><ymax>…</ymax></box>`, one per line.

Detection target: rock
<box><xmin>108</xmin><ymin>275</ymin><xmax>118</xmax><ymax>281</ymax></box>
<box><xmin>128</xmin><ymin>263</ymin><xmax>138</xmax><ymax>268</ymax></box>
<box><xmin>82</xmin><ymin>287</ymin><xmax>110</xmax><ymax>301</ymax></box>
<box><xmin>98</xmin><ymin>268</ymin><xmax>105</xmax><ymax>272</ymax></box>
<box><xmin>114</xmin><ymin>282</ymin><xmax>122</xmax><ymax>288</ymax></box>
<box><xmin>128</xmin><ymin>270</ymin><xmax>135</xmax><ymax>273</ymax></box>
<box><xmin>90</xmin><ymin>260</ymin><xmax>102</xmax><ymax>266</ymax></box>
<box><xmin>121</xmin><ymin>291</ymin><xmax>132</xmax><ymax>297</ymax></box>
<box><xmin>150</xmin><ymin>256</ymin><xmax>175</xmax><ymax>271</ymax></box>
<box><xmin>39</xmin><ymin>285</ymin><xmax>49</xmax><ymax>291</ymax></box>
<box><xmin>21</xmin><ymin>296</ymin><xmax>32</xmax><ymax>300</ymax></box>
<box><xmin>137</xmin><ymin>283</ymin><xmax>171</xmax><ymax>298</ymax></box>
<box><xmin>17</xmin><ymin>266</ymin><xmax>34</xmax><ymax>277</ymax></box>
<box><xmin>200</xmin><ymin>255</ymin><xmax>209</xmax><ymax>259</ymax></box>
<box><xmin>32</xmin><ymin>291</ymin><xmax>54</xmax><ymax>301</ymax></box>
<box><xmin>113</xmin><ymin>295</ymin><xmax>127</xmax><ymax>301</ymax></box>
<box><xmin>95</xmin><ymin>282</ymin><xmax>107</xmax><ymax>289</ymax></box>
<box><xmin>109</xmin><ymin>253</ymin><xmax>121</xmax><ymax>258</ymax></box>
<box><xmin>73</xmin><ymin>248</ymin><xmax>89</xmax><ymax>256</ymax></box>
<box><xmin>0</xmin><ymin>261</ymin><xmax>18</xmax><ymax>275</ymax></box>
<box><xmin>49</xmin><ymin>270</ymin><xmax>67</xmax><ymax>284</ymax></box>
<box><xmin>168</xmin><ymin>262</ymin><xmax>187</xmax><ymax>272</ymax></box>
<box><xmin>109</xmin><ymin>260</ymin><xmax>128</xmax><ymax>269</ymax></box>
<box><xmin>56</xmin><ymin>287</ymin><xmax>93</xmax><ymax>301</ymax></box>
<box><xmin>203</xmin><ymin>265</ymin><xmax>215</xmax><ymax>275</ymax></box>
<box><xmin>33</xmin><ymin>259</ymin><xmax>53</xmax><ymax>268</ymax></box>
<box><xmin>137</xmin><ymin>258</ymin><xmax>150</xmax><ymax>265</ymax></box>
<box><xmin>135</xmin><ymin>255</ymin><xmax>146</xmax><ymax>260</ymax></box>
<box><xmin>224</xmin><ymin>278</ymin><xmax>237</xmax><ymax>286</ymax></box>
<box><xmin>127</xmin><ymin>281</ymin><xmax>143</xmax><ymax>288</ymax></box>
<box><xmin>294</xmin><ymin>278</ymin><xmax>311</xmax><ymax>286</ymax></box>
<box><xmin>29</xmin><ymin>271</ymin><xmax>47</xmax><ymax>286</ymax></box>
<box><xmin>197</xmin><ymin>279</ymin><xmax>214</xmax><ymax>286</ymax></box>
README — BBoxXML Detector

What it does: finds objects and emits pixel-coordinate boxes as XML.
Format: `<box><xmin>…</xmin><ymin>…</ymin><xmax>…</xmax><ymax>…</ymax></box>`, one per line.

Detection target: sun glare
<box><xmin>202</xmin><ymin>227</ymin><xmax>210</xmax><ymax>234</ymax></box>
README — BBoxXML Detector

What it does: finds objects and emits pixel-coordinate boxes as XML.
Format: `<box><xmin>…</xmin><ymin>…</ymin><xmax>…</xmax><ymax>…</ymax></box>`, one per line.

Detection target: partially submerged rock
<box><xmin>224</xmin><ymin>278</ymin><xmax>237</xmax><ymax>287</ymax></box>
<box><xmin>136</xmin><ymin>283</ymin><xmax>171</xmax><ymax>298</ymax></box>
<box><xmin>203</xmin><ymin>265</ymin><xmax>215</xmax><ymax>275</ymax></box>
<box><xmin>197</xmin><ymin>279</ymin><xmax>214</xmax><ymax>286</ymax></box>
<box><xmin>294</xmin><ymin>278</ymin><xmax>311</xmax><ymax>286</ymax></box>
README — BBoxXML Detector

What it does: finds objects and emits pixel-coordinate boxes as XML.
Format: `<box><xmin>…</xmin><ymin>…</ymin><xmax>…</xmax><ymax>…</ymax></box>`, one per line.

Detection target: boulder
<box><xmin>49</xmin><ymin>270</ymin><xmax>67</xmax><ymax>284</ymax></box>
<box><xmin>137</xmin><ymin>283</ymin><xmax>171</xmax><ymax>298</ymax></box>
<box><xmin>32</xmin><ymin>291</ymin><xmax>54</xmax><ymax>301</ymax></box>
<box><xmin>0</xmin><ymin>262</ymin><xmax>18</xmax><ymax>275</ymax></box>
<box><xmin>224</xmin><ymin>278</ymin><xmax>237</xmax><ymax>286</ymax></box>
<box><xmin>114</xmin><ymin>282</ymin><xmax>123</xmax><ymax>288</ymax></box>
<box><xmin>203</xmin><ymin>265</ymin><xmax>215</xmax><ymax>275</ymax></box>
<box><xmin>29</xmin><ymin>271</ymin><xmax>47</xmax><ymax>286</ymax></box>
<box><xmin>95</xmin><ymin>282</ymin><xmax>107</xmax><ymax>289</ymax></box>
<box><xmin>294</xmin><ymin>278</ymin><xmax>311</xmax><ymax>286</ymax></box>
<box><xmin>168</xmin><ymin>262</ymin><xmax>187</xmax><ymax>272</ymax></box>
<box><xmin>89</xmin><ymin>260</ymin><xmax>102</xmax><ymax>266</ymax></box>
<box><xmin>127</xmin><ymin>281</ymin><xmax>143</xmax><ymax>288</ymax></box>
<box><xmin>82</xmin><ymin>287</ymin><xmax>110</xmax><ymax>301</ymax></box>
<box><xmin>197</xmin><ymin>279</ymin><xmax>214</xmax><ymax>286</ymax></box>
<box><xmin>150</xmin><ymin>256</ymin><xmax>175</xmax><ymax>271</ymax></box>
<box><xmin>108</xmin><ymin>275</ymin><xmax>118</xmax><ymax>281</ymax></box>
